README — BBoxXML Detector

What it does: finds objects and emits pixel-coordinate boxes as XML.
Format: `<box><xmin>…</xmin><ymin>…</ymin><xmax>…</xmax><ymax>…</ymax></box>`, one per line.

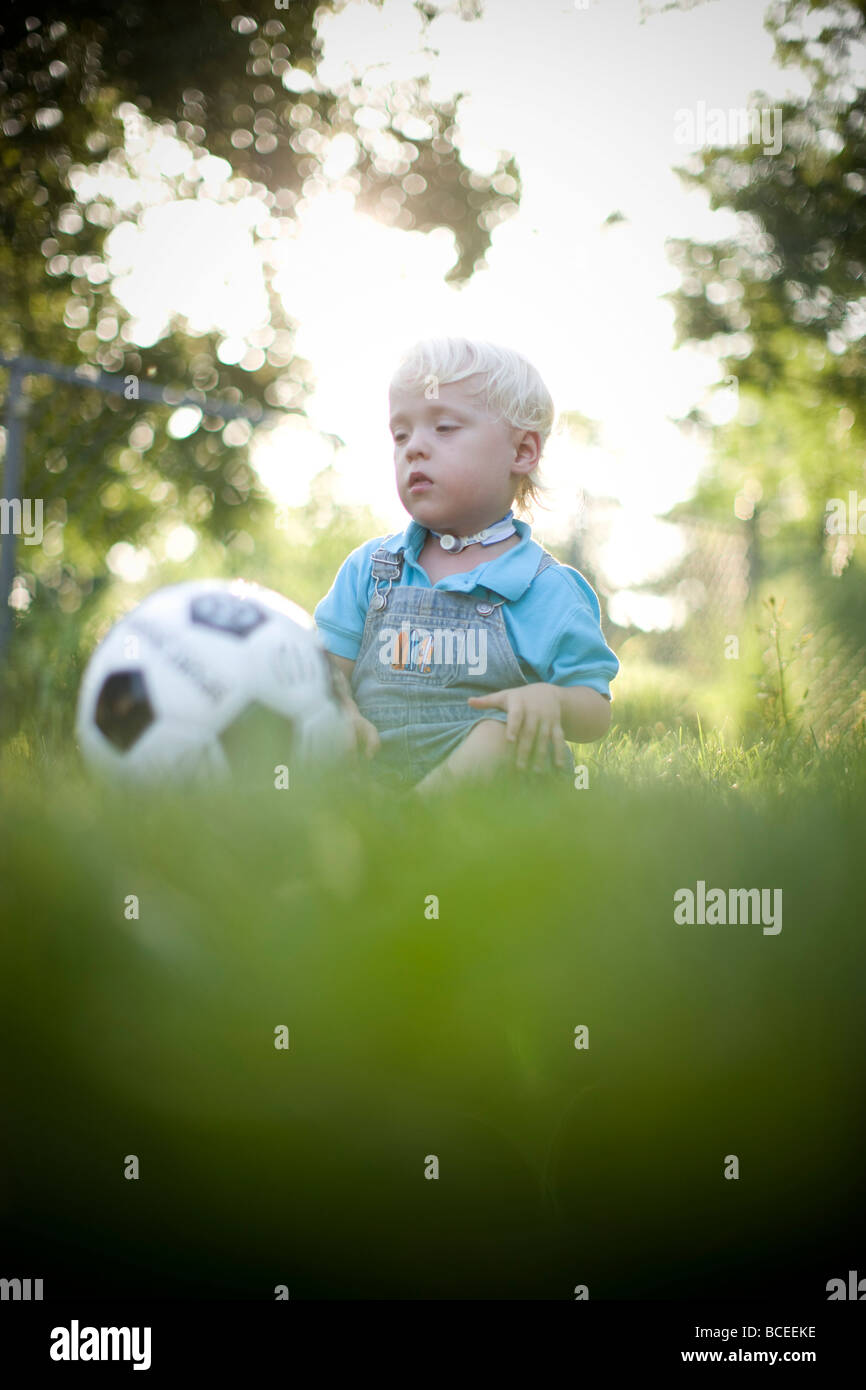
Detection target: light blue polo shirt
<box><xmin>314</xmin><ymin>518</ymin><xmax>619</xmax><ymax>698</ymax></box>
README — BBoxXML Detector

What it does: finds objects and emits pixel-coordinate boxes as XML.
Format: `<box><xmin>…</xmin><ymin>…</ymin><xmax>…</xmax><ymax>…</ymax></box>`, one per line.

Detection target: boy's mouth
<box><xmin>408</xmin><ymin>472</ymin><xmax>434</xmax><ymax>492</ymax></box>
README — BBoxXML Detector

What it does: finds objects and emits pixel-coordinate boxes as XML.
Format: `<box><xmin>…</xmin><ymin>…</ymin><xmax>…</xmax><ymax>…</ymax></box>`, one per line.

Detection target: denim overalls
<box><xmin>350</xmin><ymin>542</ymin><xmax>578</xmax><ymax>790</ymax></box>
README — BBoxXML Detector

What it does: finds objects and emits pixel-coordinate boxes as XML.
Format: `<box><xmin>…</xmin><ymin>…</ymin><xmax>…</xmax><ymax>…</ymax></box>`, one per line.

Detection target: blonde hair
<box><xmin>389</xmin><ymin>337</ymin><xmax>556</xmax><ymax>519</ymax></box>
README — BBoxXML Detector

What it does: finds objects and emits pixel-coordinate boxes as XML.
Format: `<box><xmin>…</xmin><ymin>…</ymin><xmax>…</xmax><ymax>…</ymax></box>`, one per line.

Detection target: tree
<box><xmin>0</xmin><ymin>0</ymin><xmax>520</xmax><ymax>641</ymax></box>
<box><xmin>665</xmin><ymin>0</ymin><xmax>866</xmax><ymax>561</ymax></box>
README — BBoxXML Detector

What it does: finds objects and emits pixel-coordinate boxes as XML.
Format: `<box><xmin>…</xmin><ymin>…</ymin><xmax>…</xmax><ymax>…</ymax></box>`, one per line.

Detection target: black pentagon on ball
<box><xmin>95</xmin><ymin>670</ymin><xmax>155</xmax><ymax>751</ymax></box>
<box><xmin>190</xmin><ymin>591</ymin><xmax>268</xmax><ymax>638</ymax></box>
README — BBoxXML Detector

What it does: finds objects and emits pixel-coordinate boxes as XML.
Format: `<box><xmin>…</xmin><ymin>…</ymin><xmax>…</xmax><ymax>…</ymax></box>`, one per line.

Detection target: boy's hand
<box><xmin>467</xmin><ymin>685</ymin><xmax>569</xmax><ymax>772</ymax></box>
<box><xmin>329</xmin><ymin>664</ymin><xmax>380</xmax><ymax>760</ymax></box>
<box><xmin>346</xmin><ymin>706</ymin><xmax>381</xmax><ymax>761</ymax></box>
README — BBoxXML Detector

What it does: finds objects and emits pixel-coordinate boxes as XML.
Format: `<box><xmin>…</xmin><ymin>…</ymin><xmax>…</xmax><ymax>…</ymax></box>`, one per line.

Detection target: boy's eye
<box><xmin>393</xmin><ymin>424</ymin><xmax>457</xmax><ymax>443</ymax></box>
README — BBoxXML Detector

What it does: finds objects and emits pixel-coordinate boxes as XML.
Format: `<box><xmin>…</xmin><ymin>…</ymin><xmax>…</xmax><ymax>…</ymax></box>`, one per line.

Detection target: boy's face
<box><xmin>388</xmin><ymin>375</ymin><xmax>539</xmax><ymax>534</ymax></box>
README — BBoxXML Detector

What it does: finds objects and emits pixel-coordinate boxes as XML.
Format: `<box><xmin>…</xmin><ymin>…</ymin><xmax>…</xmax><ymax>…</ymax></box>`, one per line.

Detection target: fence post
<box><xmin>0</xmin><ymin>361</ymin><xmax>28</xmax><ymax>662</ymax></box>
<box><xmin>747</xmin><ymin>507</ymin><xmax>761</xmax><ymax>597</ymax></box>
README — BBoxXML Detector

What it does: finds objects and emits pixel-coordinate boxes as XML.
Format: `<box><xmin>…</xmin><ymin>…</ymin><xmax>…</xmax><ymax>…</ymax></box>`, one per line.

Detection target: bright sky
<box><xmin>95</xmin><ymin>0</ymin><xmax>812</xmax><ymax>628</ymax></box>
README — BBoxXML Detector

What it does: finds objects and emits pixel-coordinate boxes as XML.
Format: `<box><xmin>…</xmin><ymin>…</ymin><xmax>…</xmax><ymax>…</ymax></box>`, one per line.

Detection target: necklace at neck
<box><xmin>429</xmin><ymin>509</ymin><xmax>516</xmax><ymax>553</ymax></box>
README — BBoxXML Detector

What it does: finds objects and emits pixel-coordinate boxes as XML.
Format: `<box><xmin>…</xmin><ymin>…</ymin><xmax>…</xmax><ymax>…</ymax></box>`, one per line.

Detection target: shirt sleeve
<box><xmin>313</xmin><ymin>540</ymin><xmax>376</xmax><ymax>660</ymax></box>
<box><xmin>543</xmin><ymin>572</ymin><xmax>620</xmax><ymax>700</ymax></box>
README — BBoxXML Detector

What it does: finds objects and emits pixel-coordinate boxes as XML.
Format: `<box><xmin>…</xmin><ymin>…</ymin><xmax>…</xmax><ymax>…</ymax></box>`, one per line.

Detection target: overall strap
<box><xmin>477</xmin><ymin>546</ymin><xmax>557</xmax><ymax>612</ymax></box>
<box><xmin>532</xmin><ymin>548</ymin><xmax>559</xmax><ymax>577</ymax></box>
<box><xmin>368</xmin><ymin>541</ymin><xmax>558</xmax><ymax>613</ymax></box>
<box><xmin>369</xmin><ymin>545</ymin><xmax>404</xmax><ymax>611</ymax></box>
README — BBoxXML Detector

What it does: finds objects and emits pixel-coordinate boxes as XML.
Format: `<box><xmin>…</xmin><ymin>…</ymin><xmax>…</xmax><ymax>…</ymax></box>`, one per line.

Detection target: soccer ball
<box><xmin>76</xmin><ymin>578</ymin><xmax>352</xmax><ymax>785</ymax></box>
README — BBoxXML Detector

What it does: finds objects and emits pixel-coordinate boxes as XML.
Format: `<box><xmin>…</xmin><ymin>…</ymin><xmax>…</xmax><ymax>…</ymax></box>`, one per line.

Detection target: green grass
<box><xmin>2</xmin><ymin>722</ymin><xmax>865</xmax><ymax>1299</ymax></box>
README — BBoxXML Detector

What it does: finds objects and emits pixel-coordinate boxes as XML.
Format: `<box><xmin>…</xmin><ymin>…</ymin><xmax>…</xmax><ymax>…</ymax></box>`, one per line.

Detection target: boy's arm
<box><xmin>323</xmin><ymin>652</ymin><xmax>381</xmax><ymax>759</ymax></box>
<box><xmin>326</xmin><ymin>651</ymin><xmax>357</xmax><ymax>705</ymax></box>
<box><xmin>538</xmin><ymin>582</ymin><xmax>618</xmax><ymax>743</ymax></box>
<box><xmin>556</xmin><ymin>685</ymin><xmax>611</xmax><ymax>743</ymax></box>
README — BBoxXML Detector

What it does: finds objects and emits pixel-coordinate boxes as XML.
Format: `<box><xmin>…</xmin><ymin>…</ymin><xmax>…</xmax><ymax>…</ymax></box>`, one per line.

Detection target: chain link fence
<box><xmin>575</xmin><ymin>501</ymin><xmax>866</xmax><ymax>742</ymax></box>
<box><xmin>0</xmin><ymin>352</ymin><xmax>279</xmax><ymax>663</ymax></box>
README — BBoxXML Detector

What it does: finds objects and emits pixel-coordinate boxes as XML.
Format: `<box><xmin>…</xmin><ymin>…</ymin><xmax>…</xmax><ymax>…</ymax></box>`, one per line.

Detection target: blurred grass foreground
<box><xmin>1</xmin><ymin>731</ymin><xmax>865</xmax><ymax>1301</ymax></box>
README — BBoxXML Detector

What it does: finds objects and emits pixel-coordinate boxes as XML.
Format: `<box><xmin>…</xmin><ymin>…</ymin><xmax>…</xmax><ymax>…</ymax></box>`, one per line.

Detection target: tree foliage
<box><xmin>0</xmin><ymin>0</ymin><xmax>518</xmax><ymax>637</ymax></box>
<box><xmin>666</xmin><ymin>0</ymin><xmax>866</xmax><ymax>562</ymax></box>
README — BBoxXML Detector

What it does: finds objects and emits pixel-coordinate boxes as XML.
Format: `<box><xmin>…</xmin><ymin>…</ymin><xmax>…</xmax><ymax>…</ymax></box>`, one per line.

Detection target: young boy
<box><xmin>314</xmin><ymin>337</ymin><xmax>619</xmax><ymax>794</ymax></box>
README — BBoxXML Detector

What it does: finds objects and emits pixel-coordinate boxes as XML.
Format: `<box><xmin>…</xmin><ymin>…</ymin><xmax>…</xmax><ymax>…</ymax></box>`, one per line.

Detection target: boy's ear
<box><xmin>512</xmin><ymin>429</ymin><xmax>542</xmax><ymax>471</ymax></box>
